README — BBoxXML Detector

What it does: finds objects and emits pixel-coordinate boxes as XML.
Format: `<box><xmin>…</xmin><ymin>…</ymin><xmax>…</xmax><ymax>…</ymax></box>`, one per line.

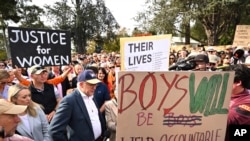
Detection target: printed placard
<box><xmin>120</xmin><ymin>35</ymin><xmax>171</xmax><ymax>71</ymax></box>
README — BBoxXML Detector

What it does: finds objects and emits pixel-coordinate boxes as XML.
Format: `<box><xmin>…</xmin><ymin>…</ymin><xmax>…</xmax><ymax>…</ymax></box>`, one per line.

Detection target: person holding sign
<box><xmin>225</xmin><ymin>64</ymin><xmax>250</xmax><ymax>140</ymax></box>
<box><xmin>28</xmin><ymin>65</ymin><xmax>62</xmax><ymax>122</ymax></box>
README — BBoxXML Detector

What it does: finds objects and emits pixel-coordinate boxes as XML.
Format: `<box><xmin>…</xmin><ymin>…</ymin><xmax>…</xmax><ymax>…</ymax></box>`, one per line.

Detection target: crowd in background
<box><xmin>169</xmin><ymin>44</ymin><xmax>250</xmax><ymax>70</ymax></box>
<box><xmin>0</xmin><ymin>44</ymin><xmax>250</xmax><ymax>141</ymax></box>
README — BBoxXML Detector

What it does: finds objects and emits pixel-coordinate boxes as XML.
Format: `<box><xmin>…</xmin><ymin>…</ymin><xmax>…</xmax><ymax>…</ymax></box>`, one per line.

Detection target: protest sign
<box><xmin>116</xmin><ymin>71</ymin><xmax>234</xmax><ymax>141</ymax></box>
<box><xmin>233</xmin><ymin>25</ymin><xmax>250</xmax><ymax>47</ymax></box>
<box><xmin>8</xmin><ymin>27</ymin><xmax>71</xmax><ymax>67</ymax></box>
<box><xmin>120</xmin><ymin>35</ymin><xmax>171</xmax><ymax>71</ymax></box>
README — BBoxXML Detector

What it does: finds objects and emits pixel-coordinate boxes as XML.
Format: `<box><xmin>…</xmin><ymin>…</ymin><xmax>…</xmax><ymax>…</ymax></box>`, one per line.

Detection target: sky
<box><xmin>31</xmin><ymin>0</ymin><xmax>146</xmax><ymax>33</ymax></box>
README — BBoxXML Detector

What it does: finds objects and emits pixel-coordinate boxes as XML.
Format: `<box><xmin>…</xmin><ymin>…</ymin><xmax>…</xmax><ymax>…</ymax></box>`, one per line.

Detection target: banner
<box><xmin>117</xmin><ymin>71</ymin><xmax>234</xmax><ymax>141</ymax></box>
<box><xmin>8</xmin><ymin>27</ymin><xmax>71</xmax><ymax>67</ymax></box>
<box><xmin>120</xmin><ymin>35</ymin><xmax>171</xmax><ymax>71</ymax></box>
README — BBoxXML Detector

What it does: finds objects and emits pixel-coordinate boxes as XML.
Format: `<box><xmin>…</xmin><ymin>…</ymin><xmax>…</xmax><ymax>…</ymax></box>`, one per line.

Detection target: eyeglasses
<box><xmin>169</xmin><ymin>58</ymin><xmax>174</xmax><ymax>60</ymax></box>
<box><xmin>109</xmin><ymin>66</ymin><xmax>115</xmax><ymax>69</ymax></box>
<box><xmin>209</xmin><ymin>63</ymin><xmax>216</xmax><ymax>66</ymax></box>
<box><xmin>208</xmin><ymin>51</ymin><xmax>214</xmax><ymax>53</ymax></box>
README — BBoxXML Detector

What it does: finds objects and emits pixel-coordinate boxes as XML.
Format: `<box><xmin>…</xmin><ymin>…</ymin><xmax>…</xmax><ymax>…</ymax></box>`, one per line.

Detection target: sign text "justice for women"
<box><xmin>8</xmin><ymin>27</ymin><xmax>71</xmax><ymax>67</ymax></box>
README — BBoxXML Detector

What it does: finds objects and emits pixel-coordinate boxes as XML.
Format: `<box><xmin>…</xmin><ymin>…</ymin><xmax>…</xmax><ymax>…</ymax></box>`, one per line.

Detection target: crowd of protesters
<box><xmin>169</xmin><ymin>44</ymin><xmax>250</xmax><ymax>71</ymax></box>
<box><xmin>0</xmin><ymin>44</ymin><xmax>250</xmax><ymax>141</ymax></box>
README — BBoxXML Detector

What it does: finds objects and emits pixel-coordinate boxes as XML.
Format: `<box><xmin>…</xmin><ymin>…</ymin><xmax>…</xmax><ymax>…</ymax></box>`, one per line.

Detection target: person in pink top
<box><xmin>225</xmin><ymin>64</ymin><xmax>250</xmax><ymax>140</ymax></box>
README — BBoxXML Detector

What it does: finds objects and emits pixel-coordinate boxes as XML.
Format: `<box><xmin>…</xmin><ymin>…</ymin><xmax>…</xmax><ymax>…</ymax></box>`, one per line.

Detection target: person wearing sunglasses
<box><xmin>27</xmin><ymin>65</ymin><xmax>62</xmax><ymax>123</ymax></box>
<box><xmin>208</xmin><ymin>55</ymin><xmax>219</xmax><ymax>71</ymax></box>
<box><xmin>0</xmin><ymin>62</ymin><xmax>6</xmax><ymax>70</ymax></box>
<box><xmin>169</xmin><ymin>53</ymin><xmax>176</xmax><ymax>66</ymax></box>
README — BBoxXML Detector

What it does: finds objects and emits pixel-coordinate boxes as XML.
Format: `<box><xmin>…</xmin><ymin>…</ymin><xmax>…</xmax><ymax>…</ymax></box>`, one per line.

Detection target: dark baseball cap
<box><xmin>77</xmin><ymin>70</ymin><xmax>100</xmax><ymax>84</ymax></box>
<box><xmin>193</xmin><ymin>54</ymin><xmax>209</xmax><ymax>63</ymax></box>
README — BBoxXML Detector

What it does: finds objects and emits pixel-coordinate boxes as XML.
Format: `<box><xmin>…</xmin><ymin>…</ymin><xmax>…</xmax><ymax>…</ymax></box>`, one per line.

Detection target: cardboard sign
<box><xmin>8</xmin><ymin>27</ymin><xmax>71</xmax><ymax>67</ymax></box>
<box><xmin>117</xmin><ymin>71</ymin><xmax>234</xmax><ymax>141</ymax></box>
<box><xmin>233</xmin><ymin>25</ymin><xmax>250</xmax><ymax>47</ymax></box>
<box><xmin>120</xmin><ymin>35</ymin><xmax>171</xmax><ymax>71</ymax></box>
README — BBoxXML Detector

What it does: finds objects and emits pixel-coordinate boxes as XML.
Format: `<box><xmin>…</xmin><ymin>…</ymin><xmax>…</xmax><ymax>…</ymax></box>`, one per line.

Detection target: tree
<box><xmin>45</xmin><ymin>0</ymin><xmax>74</xmax><ymax>30</ymax></box>
<box><xmin>194</xmin><ymin>0</ymin><xmax>250</xmax><ymax>45</ymax></box>
<box><xmin>103</xmin><ymin>27</ymin><xmax>130</xmax><ymax>52</ymax></box>
<box><xmin>0</xmin><ymin>0</ymin><xmax>21</xmax><ymax>58</ymax></box>
<box><xmin>0</xmin><ymin>0</ymin><xmax>20</xmax><ymax>22</ymax></box>
<box><xmin>19</xmin><ymin>5</ymin><xmax>47</xmax><ymax>28</ymax></box>
<box><xmin>45</xmin><ymin>0</ymin><xmax>119</xmax><ymax>54</ymax></box>
<box><xmin>135</xmin><ymin>0</ymin><xmax>250</xmax><ymax>45</ymax></box>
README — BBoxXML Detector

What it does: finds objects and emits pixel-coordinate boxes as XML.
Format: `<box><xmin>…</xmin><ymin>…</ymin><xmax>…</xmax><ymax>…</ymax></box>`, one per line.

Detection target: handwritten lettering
<box><xmin>163</xmin><ymin>113</ymin><xmax>202</xmax><ymax>127</ymax></box>
<box><xmin>137</xmin><ymin>112</ymin><xmax>154</xmax><ymax>126</ymax></box>
<box><xmin>9</xmin><ymin>29</ymin><xmax>67</xmax><ymax>45</ymax></box>
<box><xmin>189</xmin><ymin>73</ymin><xmax>229</xmax><ymax>116</ymax></box>
<box><xmin>119</xmin><ymin>129</ymin><xmax>222</xmax><ymax>141</ymax></box>
<box><xmin>118</xmin><ymin>73</ymin><xmax>188</xmax><ymax>114</ymax></box>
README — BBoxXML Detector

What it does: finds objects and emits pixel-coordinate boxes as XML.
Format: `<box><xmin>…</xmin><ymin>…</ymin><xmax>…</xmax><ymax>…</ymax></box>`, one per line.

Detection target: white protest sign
<box><xmin>120</xmin><ymin>35</ymin><xmax>171</xmax><ymax>71</ymax></box>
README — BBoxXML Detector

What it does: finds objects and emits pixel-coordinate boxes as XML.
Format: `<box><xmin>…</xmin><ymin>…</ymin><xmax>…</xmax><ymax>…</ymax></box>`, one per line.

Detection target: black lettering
<box><xmin>142</xmin><ymin>55</ymin><xmax>147</xmax><ymax>63</ymax></box>
<box><xmin>128</xmin><ymin>57</ymin><xmax>133</xmax><ymax>66</ymax></box>
<box><xmin>149</xmin><ymin>42</ymin><xmax>153</xmax><ymax>50</ymax></box>
<box><xmin>141</xmin><ymin>42</ymin><xmax>145</xmax><ymax>51</ymax></box>
<box><xmin>147</xmin><ymin>54</ymin><xmax>152</xmax><ymax>63</ymax></box>
<box><xmin>134</xmin><ymin>43</ymin><xmax>140</xmax><ymax>53</ymax></box>
<box><xmin>128</xmin><ymin>43</ymin><xmax>133</xmax><ymax>53</ymax></box>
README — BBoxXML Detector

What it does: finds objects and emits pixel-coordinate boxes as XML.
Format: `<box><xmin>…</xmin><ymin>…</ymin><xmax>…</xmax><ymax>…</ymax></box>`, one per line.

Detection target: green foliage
<box><xmin>0</xmin><ymin>0</ymin><xmax>20</xmax><ymax>22</ymax></box>
<box><xmin>135</xmin><ymin>0</ymin><xmax>250</xmax><ymax>46</ymax></box>
<box><xmin>103</xmin><ymin>28</ymin><xmax>130</xmax><ymax>52</ymax></box>
<box><xmin>0</xmin><ymin>49</ymin><xmax>7</xmax><ymax>60</ymax></box>
<box><xmin>190</xmin><ymin>21</ymin><xmax>207</xmax><ymax>44</ymax></box>
<box><xmin>45</xmin><ymin>0</ymin><xmax>119</xmax><ymax>54</ymax></box>
<box><xmin>19</xmin><ymin>5</ymin><xmax>47</xmax><ymax>28</ymax></box>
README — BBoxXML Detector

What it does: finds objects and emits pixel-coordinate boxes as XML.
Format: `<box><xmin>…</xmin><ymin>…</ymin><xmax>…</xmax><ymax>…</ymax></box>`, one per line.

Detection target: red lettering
<box><xmin>137</xmin><ymin>112</ymin><xmax>154</xmax><ymax>126</ymax></box>
<box><xmin>119</xmin><ymin>74</ymin><xmax>137</xmax><ymax>114</ymax></box>
<box><xmin>139</xmin><ymin>72</ymin><xmax>157</xmax><ymax>110</ymax></box>
<box><xmin>158</xmin><ymin>74</ymin><xmax>188</xmax><ymax>115</ymax></box>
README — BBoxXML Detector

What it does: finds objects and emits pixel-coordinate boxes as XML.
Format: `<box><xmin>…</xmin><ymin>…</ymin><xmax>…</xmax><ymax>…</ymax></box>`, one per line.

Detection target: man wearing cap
<box><xmin>192</xmin><ymin>54</ymin><xmax>210</xmax><ymax>71</ymax></box>
<box><xmin>28</xmin><ymin>65</ymin><xmax>61</xmax><ymax>122</ymax></box>
<box><xmin>208</xmin><ymin>55</ymin><xmax>219</xmax><ymax>71</ymax></box>
<box><xmin>0</xmin><ymin>99</ymin><xmax>33</xmax><ymax>141</ymax></box>
<box><xmin>49</xmin><ymin>69</ymin><xmax>106</xmax><ymax>141</ymax></box>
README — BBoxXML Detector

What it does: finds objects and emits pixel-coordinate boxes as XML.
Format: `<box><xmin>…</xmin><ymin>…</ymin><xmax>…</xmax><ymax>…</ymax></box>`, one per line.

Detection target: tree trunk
<box><xmin>184</xmin><ymin>23</ymin><xmax>190</xmax><ymax>45</ymax></box>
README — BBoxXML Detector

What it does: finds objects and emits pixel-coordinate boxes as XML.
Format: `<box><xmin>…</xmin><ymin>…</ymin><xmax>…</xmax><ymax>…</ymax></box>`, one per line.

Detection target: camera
<box><xmin>169</xmin><ymin>56</ymin><xmax>196</xmax><ymax>71</ymax></box>
<box><xmin>169</xmin><ymin>61</ymin><xmax>196</xmax><ymax>71</ymax></box>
